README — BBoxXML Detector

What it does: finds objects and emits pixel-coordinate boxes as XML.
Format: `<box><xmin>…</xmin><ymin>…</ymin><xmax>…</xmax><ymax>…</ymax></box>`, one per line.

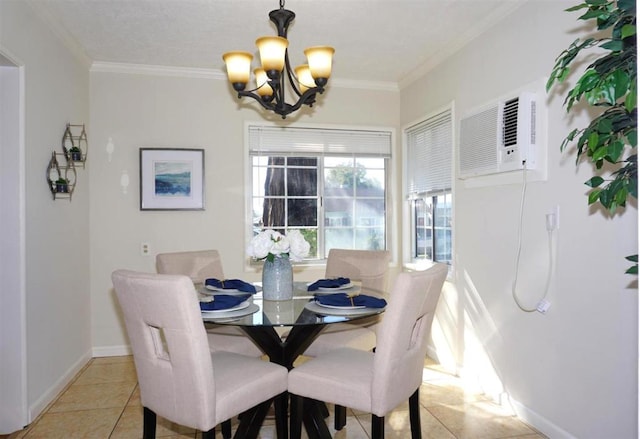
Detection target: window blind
<box><xmin>405</xmin><ymin>109</ymin><xmax>452</xmax><ymax>197</ymax></box>
<box><xmin>248</xmin><ymin>125</ymin><xmax>392</xmax><ymax>157</ymax></box>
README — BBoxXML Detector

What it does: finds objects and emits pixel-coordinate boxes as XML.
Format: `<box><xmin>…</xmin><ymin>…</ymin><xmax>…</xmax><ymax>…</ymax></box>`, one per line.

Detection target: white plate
<box><xmin>201</xmin><ymin>299</ymin><xmax>252</xmax><ymax>314</ymax></box>
<box><xmin>305</xmin><ymin>302</ymin><xmax>384</xmax><ymax>316</ymax></box>
<box><xmin>316</xmin><ymin>301</ymin><xmax>366</xmax><ymax>310</ymax></box>
<box><xmin>205</xmin><ymin>285</ymin><xmax>239</xmax><ymax>292</ymax></box>
<box><xmin>314</xmin><ymin>282</ymin><xmax>354</xmax><ymax>291</ymax></box>
<box><xmin>202</xmin><ymin>285</ymin><xmax>262</xmax><ymax>295</ymax></box>
<box><xmin>313</xmin><ymin>286</ymin><xmax>360</xmax><ymax>296</ymax></box>
<box><xmin>202</xmin><ymin>303</ymin><xmax>260</xmax><ymax>321</ymax></box>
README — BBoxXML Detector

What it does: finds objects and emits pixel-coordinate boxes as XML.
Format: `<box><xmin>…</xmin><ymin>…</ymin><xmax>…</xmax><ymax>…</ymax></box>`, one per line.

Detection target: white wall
<box><xmin>88</xmin><ymin>70</ymin><xmax>400</xmax><ymax>353</ymax></box>
<box><xmin>400</xmin><ymin>1</ymin><xmax>637</xmax><ymax>438</ymax></box>
<box><xmin>2</xmin><ymin>0</ymin><xmax>636</xmax><ymax>436</ymax></box>
<box><xmin>0</xmin><ymin>0</ymin><xmax>91</xmax><ymax>423</ymax></box>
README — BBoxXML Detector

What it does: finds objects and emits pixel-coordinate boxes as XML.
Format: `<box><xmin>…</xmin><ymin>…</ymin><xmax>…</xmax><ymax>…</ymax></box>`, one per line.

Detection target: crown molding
<box><xmin>331</xmin><ymin>78</ymin><xmax>398</xmax><ymax>92</ymax></box>
<box><xmin>90</xmin><ymin>62</ymin><xmax>227</xmax><ymax>80</ymax></box>
<box><xmin>91</xmin><ymin>61</ymin><xmax>400</xmax><ymax>92</ymax></box>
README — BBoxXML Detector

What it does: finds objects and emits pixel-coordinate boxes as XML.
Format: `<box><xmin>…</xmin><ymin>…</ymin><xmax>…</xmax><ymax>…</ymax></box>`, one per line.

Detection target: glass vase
<box><xmin>262</xmin><ymin>255</ymin><xmax>293</xmax><ymax>301</ymax></box>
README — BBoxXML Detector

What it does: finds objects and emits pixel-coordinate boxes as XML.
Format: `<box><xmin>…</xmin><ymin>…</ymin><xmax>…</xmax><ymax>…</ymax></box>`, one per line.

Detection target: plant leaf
<box><xmin>621</xmin><ymin>23</ymin><xmax>636</xmax><ymax>39</ymax></box>
<box><xmin>625</xmin><ymin>264</ymin><xmax>638</xmax><ymax>275</ymax></box>
<box><xmin>588</xmin><ymin>188</ymin><xmax>602</xmax><ymax>204</ymax></box>
<box><xmin>607</xmin><ymin>140</ymin><xmax>625</xmax><ymax>162</ymax></box>
<box><xmin>585</xmin><ymin>176</ymin><xmax>605</xmax><ymax>187</ymax></box>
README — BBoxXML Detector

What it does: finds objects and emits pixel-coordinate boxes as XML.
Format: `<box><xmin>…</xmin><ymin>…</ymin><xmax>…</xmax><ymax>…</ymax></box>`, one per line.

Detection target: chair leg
<box><xmin>221</xmin><ymin>419</ymin><xmax>232</xmax><ymax>439</ymax></box>
<box><xmin>202</xmin><ymin>427</ymin><xmax>215</xmax><ymax>439</ymax></box>
<box><xmin>143</xmin><ymin>407</ymin><xmax>156</xmax><ymax>439</ymax></box>
<box><xmin>334</xmin><ymin>405</ymin><xmax>347</xmax><ymax>430</ymax></box>
<box><xmin>233</xmin><ymin>399</ymin><xmax>272</xmax><ymax>439</ymax></box>
<box><xmin>274</xmin><ymin>392</ymin><xmax>289</xmax><ymax>439</ymax></box>
<box><xmin>409</xmin><ymin>388</ymin><xmax>422</xmax><ymax>438</ymax></box>
<box><xmin>319</xmin><ymin>401</ymin><xmax>330</xmax><ymax>418</ymax></box>
<box><xmin>289</xmin><ymin>394</ymin><xmax>303</xmax><ymax>439</ymax></box>
<box><xmin>371</xmin><ymin>414</ymin><xmax>385</xmax><ymax>439</ymax></box>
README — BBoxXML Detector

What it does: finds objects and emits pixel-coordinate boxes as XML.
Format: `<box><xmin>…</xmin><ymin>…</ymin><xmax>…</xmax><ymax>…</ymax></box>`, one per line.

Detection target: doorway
<box><xmin>0</xmin><ymin>50</ymin><xmax>28</xmax><ymax>433</ymax></box>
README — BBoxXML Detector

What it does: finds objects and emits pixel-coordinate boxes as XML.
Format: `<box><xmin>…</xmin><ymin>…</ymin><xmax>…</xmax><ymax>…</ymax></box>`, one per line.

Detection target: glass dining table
<box><xmin>200</xmin><ymin>281</ymin><xmax>386</xmax><ymax>439</ymax></box>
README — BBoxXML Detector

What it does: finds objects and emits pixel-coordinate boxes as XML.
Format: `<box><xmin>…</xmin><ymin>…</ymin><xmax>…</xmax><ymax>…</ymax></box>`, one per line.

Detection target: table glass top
<box><xmin>200</xmin><ymin>281</ymin><xmax>385</xmax><ymax>327</ymax></box>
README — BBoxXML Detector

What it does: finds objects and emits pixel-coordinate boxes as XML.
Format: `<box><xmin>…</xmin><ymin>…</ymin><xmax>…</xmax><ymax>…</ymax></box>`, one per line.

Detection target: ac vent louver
<box><xmin>503</xmin><ymin>98</ymin><xmax>519</xmax><ymax>147</ymax></box>
<box><xmin>458</xmin><ymin>91</ymin><xmax>539</xmax><ymax>178</ymax></box>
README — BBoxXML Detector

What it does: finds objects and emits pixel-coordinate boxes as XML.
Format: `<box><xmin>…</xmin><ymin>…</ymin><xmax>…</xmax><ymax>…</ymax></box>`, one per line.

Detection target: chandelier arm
<box><xmin>278</xmin><ymin>86</ymin><xmax>323</xmax><ymax>115</ymax></box>
<box><xmin>266</xmin><ymin>70</ymin><xmax>285</xmax><ymax>115</ymax></box>
<box><xmin>283</xmin><ymin>49</ymin><xmax>303</xmax><ymax>98</ymax></box>
<box><xmin>237</xmin><ymin>86</ymin><xmax>323</xmax><ymax>118</ymax></box>
<box><xmin>237</xmin><ymin>90</ymin><xmax>280</xmax><ymax>112</ymax></box>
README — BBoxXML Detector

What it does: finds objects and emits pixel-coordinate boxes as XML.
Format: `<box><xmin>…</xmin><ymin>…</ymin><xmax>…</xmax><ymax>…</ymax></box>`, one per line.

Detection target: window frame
<box><xmin>245</xmin><ymin>122</ymin><xmax>395</xmax><ymax>268</ymax></box>
<box><xmin>402</xmin><ymin>104</ymin><xmax>455</xmax><ymax>269</ymax></box>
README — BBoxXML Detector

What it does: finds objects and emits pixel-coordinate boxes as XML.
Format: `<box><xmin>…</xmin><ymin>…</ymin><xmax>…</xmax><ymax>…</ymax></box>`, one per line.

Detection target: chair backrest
<box><xmin>156</xmin><ymin>250</ymin><xmax>224</xmax><ymax>284</ymax></box>
<box><xmin>111</xmin><ymin>269</ymin><xmax>217</xmax><ymax>431</ymax></box>
<box><xmin>325</xmin><ymin>249</ymin><xmax>391</xmax><ymax>292</ymax></box>
<box><xmin>370</xmin><ymin>264</ymin><xmax>447</xmax><ymax>416</ymax></box>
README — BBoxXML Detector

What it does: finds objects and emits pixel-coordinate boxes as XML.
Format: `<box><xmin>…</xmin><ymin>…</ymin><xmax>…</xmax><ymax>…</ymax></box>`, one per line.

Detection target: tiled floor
<box><xmin>6</xmin><ymin>356</ymin><xmax>546</xmax><ymax>439</ymax></box>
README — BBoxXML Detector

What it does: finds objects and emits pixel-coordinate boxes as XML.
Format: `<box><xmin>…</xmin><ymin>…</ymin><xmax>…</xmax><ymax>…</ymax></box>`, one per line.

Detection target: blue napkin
<box><xmin>200</xmin><ymin>294</ymin><xmax>251</xmax><ymax>311</ymax></box>
<box><xmin>307</xmin><ymin>277</ymin><xmax>351</xmax><ymax>291</ymax></box>
<box><xmin>205</xmin><ymin>278</ymin><xmax>257</xmax><ymax>293</ymax></box>
<box><xmin>315</xmin><ymin>293</ymin><xmax>387</xmax><ymax>309</ymax></box>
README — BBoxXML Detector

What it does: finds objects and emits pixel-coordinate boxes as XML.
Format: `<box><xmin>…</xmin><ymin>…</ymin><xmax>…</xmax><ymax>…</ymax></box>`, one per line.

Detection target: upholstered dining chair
<box><xmin>155</xmin><ymin>250</ymin><xmax>263</xmax><ymax>358</ymax></box>
<box><xmin>288</xmin><ymin>263</ymin><xmax>448</xmax><ymax>439</ymax></box>
<box><xmin>156</xmin><ymin>249</ymin><xmax>225</xmax><ymax>284</ymax></box>
<box><xmin>296</xmin><ymin>249</ymin><xmax>391</xmax><ymax>429</ymax></box>
<box><xmin>302</xmin><ymin>249</ymin><xmax>391</xmax><ymax>357</ymax></box>
<box><xmin>112</xmin><ymin>270</ymin><xmax>288</xmax><ymax>439</ymax></box>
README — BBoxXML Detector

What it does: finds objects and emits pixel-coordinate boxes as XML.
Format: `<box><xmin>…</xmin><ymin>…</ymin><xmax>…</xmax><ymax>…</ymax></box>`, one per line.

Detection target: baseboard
<box><xmin>509</xmin><ymin>398</ymin><xmax>576</xmax><ymax>439</ymax></box>
<box><xmin>92</xmin><ymin>345</ymin><xmax>131</xmax><ymax>357</ymax></box>
<box><xmin>29</xmin><ymin>349</ymin><xmax>92</xmax><ymax>422</ymax></box>
<box><xmin>428</xmin><ymin>345</ymin><xmax>575</xmax><ymax>438</ymax></box>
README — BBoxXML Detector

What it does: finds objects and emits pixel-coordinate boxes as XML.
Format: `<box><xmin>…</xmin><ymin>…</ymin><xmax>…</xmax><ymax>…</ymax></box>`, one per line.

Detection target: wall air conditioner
<box><xmin>458</xmin><ymin>92</ymin><xmax>538</xmax><ymax>179</ymax></box>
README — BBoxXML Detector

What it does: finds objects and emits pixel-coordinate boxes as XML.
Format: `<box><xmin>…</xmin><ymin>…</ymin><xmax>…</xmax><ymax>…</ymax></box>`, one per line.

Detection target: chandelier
<box><xmin>222</xmin><ymin>0</ymin><xmax>335</xmax><ymax>119</ymax></box>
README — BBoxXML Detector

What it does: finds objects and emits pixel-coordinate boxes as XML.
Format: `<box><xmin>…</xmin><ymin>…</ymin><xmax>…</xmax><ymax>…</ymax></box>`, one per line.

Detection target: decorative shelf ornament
<box><xmin>46</xmin><ymin>151</ymin><xmax>77</xmax><ymax>201</ymax></box>
<box><xmin>46</xmin><ymin>123</ymin><xmax>87</xmax><ymax>201</ymax></box>
<box><xmin>62</xmin><ymin>123</ymin><xmax>88</xmax><ymax>168</ymax></box>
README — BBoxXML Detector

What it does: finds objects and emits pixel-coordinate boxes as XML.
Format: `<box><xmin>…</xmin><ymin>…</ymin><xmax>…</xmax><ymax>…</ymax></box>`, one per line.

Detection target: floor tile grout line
<box><xmin>424</xmin><ymin>405</ymin><xmax>460</xmax><ymax>439</ymax></box>
<box><xmin>16</xmin><ymin>358</ymin><xmax>98</xmax><ymax>438</ymax></box>
<box><xmin>108</xmin><ymin>381</ymin><xmax>138</xmax><ymax>438</ymax></box>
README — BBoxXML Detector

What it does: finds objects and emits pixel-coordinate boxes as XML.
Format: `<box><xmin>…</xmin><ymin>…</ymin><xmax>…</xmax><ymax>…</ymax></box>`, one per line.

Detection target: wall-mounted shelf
<box><xmin>62</xmin><ymin>123</ymin><xmax>88</xmax><ymax>168</ymax></box>
<box><xmin>46</xmin><ymin>151</ymin><xmax>77</xmax><ymax>201</ymax></box>
<box><xmin>46</xmin><ymin>123</ymin><xmax>88</xmax><ymax>202</ymax></box>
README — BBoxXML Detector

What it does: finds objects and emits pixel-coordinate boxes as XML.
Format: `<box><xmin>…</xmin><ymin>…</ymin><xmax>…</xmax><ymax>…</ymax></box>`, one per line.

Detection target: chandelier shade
<box><xmin>222</xmin><ymin>0</ymin><xmax>335</xmax><ymax>119</ymax></box>
<box><xmin>294</xmin><ymin>65</ymin><xmax>314</xmax><ymax>93</ymax></box>
<box><xmin>222</xmin><ymin>51</ymin><xmax>253</xmax><ymax>85</ymax></box>
<box><xmin>256</xmin><ymin>36</ymin><xmax>288</xmax><ymax>75</ymax></box>
<box><xmin>304</xmin><ymin>46</ymin><xmax>335</xmax><ymax>83</ymax></box>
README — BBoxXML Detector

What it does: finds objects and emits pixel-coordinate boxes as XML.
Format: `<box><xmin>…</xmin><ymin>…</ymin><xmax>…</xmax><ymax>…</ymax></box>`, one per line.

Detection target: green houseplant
<box><xmin>547</xmin><ymin>0</ymin><xmax>637</xmax><ymax>273</ymax></box>
<box><xmin>55</xmin><ymin>177</ymin><xmax>69</xmax><ymax>193</ymax></box>
<box><xmin>69</xmin><ymin>146</ymin><xmax>82</xmax><ymax>161</ymax></box>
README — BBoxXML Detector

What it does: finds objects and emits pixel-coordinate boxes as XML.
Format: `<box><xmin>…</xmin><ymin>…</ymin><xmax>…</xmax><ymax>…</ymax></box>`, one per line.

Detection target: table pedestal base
<box><xmin>236</xmin><ymin>324</ymin><xmax>331</xmax><ymax>439</ymax></box>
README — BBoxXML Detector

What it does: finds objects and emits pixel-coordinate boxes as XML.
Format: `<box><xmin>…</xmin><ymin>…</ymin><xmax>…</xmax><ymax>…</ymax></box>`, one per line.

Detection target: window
<box><xmin>248</xmin><ymin>125</ymin><xmax>392</xmax><ymax>261</ymax></box>
<box><xmin>404</xmin><ymin>108</ymin><xmax>452</xmax><ymax>264</ymax></box>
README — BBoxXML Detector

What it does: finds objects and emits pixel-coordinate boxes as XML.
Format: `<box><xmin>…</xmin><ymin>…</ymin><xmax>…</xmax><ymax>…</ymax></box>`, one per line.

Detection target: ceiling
<box><xmin>27</xmin><ymin>0</ymin><xmax>528</xmax><ymax>88</ymax></box>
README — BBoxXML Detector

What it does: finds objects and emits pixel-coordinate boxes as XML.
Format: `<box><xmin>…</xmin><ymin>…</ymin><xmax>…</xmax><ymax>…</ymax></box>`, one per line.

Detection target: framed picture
<box><xmin>139</xmin><ymin>148</ymin><xmax>205</xmax><ymax>210</ymax></box>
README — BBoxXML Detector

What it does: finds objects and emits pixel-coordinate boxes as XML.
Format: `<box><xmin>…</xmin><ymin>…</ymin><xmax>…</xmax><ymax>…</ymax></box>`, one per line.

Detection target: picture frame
<box><xmin>139</xmin><ymin>148</ymin><xmax>205</xmax><ymax>211</ymax></box>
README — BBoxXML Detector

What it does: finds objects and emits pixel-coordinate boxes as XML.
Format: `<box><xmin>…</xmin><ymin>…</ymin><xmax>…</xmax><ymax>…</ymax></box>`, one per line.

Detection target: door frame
<box><xmin>0</xmin><ymin>47</ymin><xmax>28</xmax><ymax>433</ymax></box>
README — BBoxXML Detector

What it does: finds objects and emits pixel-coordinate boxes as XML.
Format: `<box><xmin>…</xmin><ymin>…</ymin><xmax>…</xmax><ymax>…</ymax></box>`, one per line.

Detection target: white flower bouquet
<box><xmin>247</xmin><ymin>229</ymin><xmax>310</xmax><ymax>262</ymax></box>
